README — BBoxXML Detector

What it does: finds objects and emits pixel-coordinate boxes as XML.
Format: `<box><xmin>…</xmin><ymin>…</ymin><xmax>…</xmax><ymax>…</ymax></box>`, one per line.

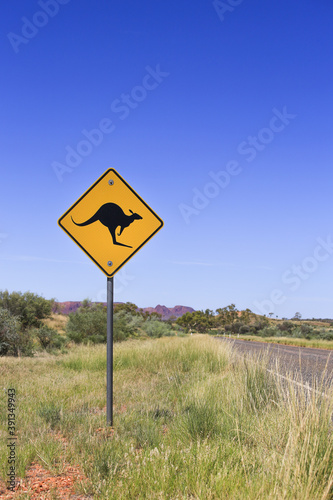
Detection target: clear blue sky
<box><xmin>1</xmin><ymin>0</ymin><xmax>332</xmax><ymax>319</ymax></box>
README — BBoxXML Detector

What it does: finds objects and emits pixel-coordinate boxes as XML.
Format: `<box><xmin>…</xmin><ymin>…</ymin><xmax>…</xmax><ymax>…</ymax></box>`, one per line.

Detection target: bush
<box><xmin>33</xmin><ymin>325</ymin><xmax>66</xmax><ymax>351</ymax></box>
<box><xmin>66</xmin><ymin>303</ymin><xmax>144</xmax><ymax>344</ymax></box>
<box><xmin>318</xmin><ymin>329</ymin><xmax>333</xmax><ymax>341</ymax></box>
<box><xmin>251</xmin><ymin>319</ymin><xmax>269</xmax><ymax>333</ymax></box>
<box><xmin>0</xmin><ymin>291</ymin><xmax>59</xmax><ymax>356</ymax></box>
<box><xmin>66</xmin><ymin>303</ymin><xmax>107</xmax><ymax>344</ymax></box>
<box><xmin>143</xmin><ymin>320</ymin><xmax>173</xmax><ymax>338</ymax></box>
<box><xmin>257</xmin><ymin>326</ymin><xmax>280</xmax><ymax>337</ymax></box>
<box><xmin>299</xmin><ymin>324</ymin><xmax>314</xmax><ymax>338</ymax></box>
<box><xmin>0</xmin><ymin>309</ymin><xmax>37</xmax><ymax>357</ymax></box>
<box><xmin>17</xmin><ymin>329</ymin><xmax>36</xmax><ymax>356</ymax></box>
<box><xmin>113</xmin><ymin>311</ymin><xmax>143</xmax><ymax>341</ymax></box>
<box><xmin>277</xmin><ymin>321</ymin><xmax>294</xmax><ymax>334</ymax></box>
<box><xmin>230</xmin><ymin>321</ymin><xmax>245</xmax><ymax>334</ymax></box>
<box><xmin>0</xmin><ymin>290</ymin><xmax>53</xmax><ymax>330</ymax></box>
<box><xmin>0</xmin><ymin>308</ymin><xmax>21</xmax><ymax>356</ymax></box>
<box><xmin>291</xmin><ymin>325</ymin><xmax>314</xmax><ymax>340</ymax></box>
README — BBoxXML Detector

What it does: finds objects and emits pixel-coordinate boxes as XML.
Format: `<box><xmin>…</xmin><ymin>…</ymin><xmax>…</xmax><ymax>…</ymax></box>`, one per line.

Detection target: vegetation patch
<box><xmin>1</xmin><ymin>336</ymin><xmax>332</xmax><ymax>499</ymax></box>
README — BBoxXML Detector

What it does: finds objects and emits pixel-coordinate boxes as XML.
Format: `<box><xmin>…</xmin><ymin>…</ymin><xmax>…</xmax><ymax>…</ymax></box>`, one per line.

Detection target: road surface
<box><xmin>216</xmin><ymin>338</ymin><xmax>333</xmax><ymax>389</ymax></box>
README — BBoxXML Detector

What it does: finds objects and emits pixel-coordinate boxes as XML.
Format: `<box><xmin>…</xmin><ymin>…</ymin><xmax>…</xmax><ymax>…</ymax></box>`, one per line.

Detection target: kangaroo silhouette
<box><xmin>71</xmin><ymin>203</ymin><xmax>142</xmax><ymax>248</ymax></box>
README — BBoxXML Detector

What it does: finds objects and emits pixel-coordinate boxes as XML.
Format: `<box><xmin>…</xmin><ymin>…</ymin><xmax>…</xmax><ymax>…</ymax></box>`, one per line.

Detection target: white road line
<box><xmin>217</xmin><ymin>338</ymin><xmax>331</xmax><ymax>398</ymax></box>
<box><xmin>266</xmin><ymin>369</ymin><xmax>328</xmax><ymax>398</ymax></box>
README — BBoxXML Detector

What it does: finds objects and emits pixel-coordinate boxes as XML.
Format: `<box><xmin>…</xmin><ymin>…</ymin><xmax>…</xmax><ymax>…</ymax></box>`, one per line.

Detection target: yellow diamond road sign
<box><xmin>58</xmin><ymin>169</ymin><xmax>164</xmax><ymax>277</ymax></box>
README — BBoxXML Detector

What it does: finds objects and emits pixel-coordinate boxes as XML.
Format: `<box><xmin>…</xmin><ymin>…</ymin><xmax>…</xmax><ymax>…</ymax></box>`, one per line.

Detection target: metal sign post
<box><xmin>106</xmin><ymin>277</ymin><xmax>113</xmax><ymax>426</ymax></box>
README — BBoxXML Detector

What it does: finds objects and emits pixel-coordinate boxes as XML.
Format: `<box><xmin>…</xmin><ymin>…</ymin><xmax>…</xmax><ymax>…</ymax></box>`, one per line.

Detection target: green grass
<box><xmin>1</xmin><ymin>336</ymin><xmax>333</xmax><ymax>499</ymax></box>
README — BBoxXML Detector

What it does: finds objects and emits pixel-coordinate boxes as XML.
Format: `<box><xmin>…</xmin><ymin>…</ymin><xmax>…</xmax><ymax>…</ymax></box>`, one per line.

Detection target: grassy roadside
<box><xmin>219</xmin><ymin>334</ymin><xmax>333</xmax><ymax>350</ymax></box>
<box><xmin>1</xmin><ymin>335</ymin><xmax>333</xmax><ymax>499</ymax></box>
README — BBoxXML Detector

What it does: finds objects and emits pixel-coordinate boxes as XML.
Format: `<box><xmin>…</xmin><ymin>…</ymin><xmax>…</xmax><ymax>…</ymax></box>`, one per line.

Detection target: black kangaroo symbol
<box><xmin>71</xmin><ymin>203</ymin><xmax>142</xmax><ymax>248</ymax></box>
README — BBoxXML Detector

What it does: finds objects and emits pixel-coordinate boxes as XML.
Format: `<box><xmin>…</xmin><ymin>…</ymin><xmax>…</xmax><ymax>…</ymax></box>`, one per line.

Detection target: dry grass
<box><xmin>43</xmin><ymin>313</ymin><xmax>68</xmax><ymax>334</ymax></box>
<box><xmin>1</xmin><ymin>336</ymin><xmax>333</xmax><ymax>499</ymax></box>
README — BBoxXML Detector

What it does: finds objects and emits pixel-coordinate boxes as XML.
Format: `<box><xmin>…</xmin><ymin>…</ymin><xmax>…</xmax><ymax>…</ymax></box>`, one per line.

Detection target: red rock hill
<box><xmin>55</xmin><ymin>302</ymin><xmax>195</xmax><ymax>320</ymax></box>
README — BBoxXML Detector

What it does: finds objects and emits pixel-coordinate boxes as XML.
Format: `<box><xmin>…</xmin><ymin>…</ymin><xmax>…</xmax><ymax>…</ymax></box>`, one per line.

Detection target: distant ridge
<box><xmin>139</xmin><ymin>304</ymin><xmax>195</xmax><ymax>320</ymax></box>
<box><xmin>54</xmin><ymin>302</ymin><xmax>195</xmax><ymax>320</ymax></box>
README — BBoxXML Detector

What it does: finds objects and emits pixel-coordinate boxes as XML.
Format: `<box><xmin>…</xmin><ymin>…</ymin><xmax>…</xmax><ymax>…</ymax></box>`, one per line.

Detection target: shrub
<box><xmin>113</xmin><ymin>311</ymin><xmax>143</xmax><ymax>341</ymax></box>
<box><xmin>0</xmin><ymin>308</ymin><xmax>21</xmax><ymax>356</ymax></box>
<box><xmin>318</xmin><ymin>329</ymin><xmax>333</xmax><ymax>341</ymax></box>
<box><xmin>257</xmin><ymin>326</ymin><xmax>280</xmax><ymax>337</ymax></box>
<box><xmin>0</xmin><ymin>291</ymin><xmax>60</xmax><ymax>356</ymax></box>
<box><xmin>252</xmin><ymin>319</ymin><xmax>269</xmax><ymax>333</ymax></box>
<box><xmin>230</xmin><ymin>321</ymin><xmax>244</xmax><ymax>334</ymax></box>
<box><xmin>66</xmin><ymin>304</ymin><xmax>144</xmax><ymax>344</ymax></box>
<box><xmin>299</xmin><ymin>324</ymin><xmax>314</xmax><ymax>338</ymax></box>
<box><xmin>277</xmin><ymin>321</ymin><xmax>294</xmax><ymax>334</ymax></box>
<box><xmin>66</xmin><ymin>304</ymin><xmax>107</xmax><ymax>344</ymax></box>
<box><xmin>291</xmin><ymin>327</ymin><xmax>310</xmax><ymax>339</ymax></box>
<box><xmin>0</xmin><ymin>290</ymin><xmax>53</xmax><ymax>330</ymax></box>
<box><xmin>17</xmin><ymin>329</ymin><xmax>36</xmax><ymax>357</ymax></box>
<box><xmin>33</xmin><ymin>325</ymin><xmax>66</xmax><ymax>351</ymax></box>
<box><xmin>143</xmin><ymin>319</ymin><xmax>173</xmax><ymax>338</ymax></box>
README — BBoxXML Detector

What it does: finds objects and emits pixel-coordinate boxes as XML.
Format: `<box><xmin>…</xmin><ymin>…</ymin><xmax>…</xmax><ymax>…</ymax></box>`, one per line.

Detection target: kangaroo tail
<box><xmin>71</xmin><ymin>213</ymin><xmax>99</xmax><ymax>226</ymax></box>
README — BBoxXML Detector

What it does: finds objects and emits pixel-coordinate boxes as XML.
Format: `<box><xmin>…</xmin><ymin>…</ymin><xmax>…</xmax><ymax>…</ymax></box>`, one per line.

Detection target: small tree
<box><xmin>216</xmin><ymin>304</ymin><xmax>239</xmax><ymax>328</ymax></box>
<box><xmin>176</xmin><ymin>310</ymin><xmax>214</xmax><ymax>333</ymax></box>
<box><xmin>114</xmin><ymin>302</ymin><xmax>139</xmax><ymax>316</ymax></box>
<box><xmin>165</xmin><ymin>315</ymin><xmax>177</xmax><ymax>326</ymax></box>
<box><xmin>176</xmin><ymin>312</ymin><xmax>193</xmax><ymax>332</ymax></box>
<box><xmin>240</xmin><ymin>308</ymin><xmax>253</xmax><ymax>325</ymax></box>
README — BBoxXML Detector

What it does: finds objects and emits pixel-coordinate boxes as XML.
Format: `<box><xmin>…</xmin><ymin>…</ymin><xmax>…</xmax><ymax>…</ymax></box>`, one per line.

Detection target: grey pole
<box><xmin>106</xmin><ymin>277</ymin><xmax>114</xmax><ymax>426</ymax></box>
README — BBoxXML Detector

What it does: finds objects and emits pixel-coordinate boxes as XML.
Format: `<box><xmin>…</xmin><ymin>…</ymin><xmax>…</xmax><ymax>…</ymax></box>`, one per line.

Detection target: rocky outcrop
<box><xmin>54</xmin><ymin>302</ymin><xmax>195</xmax><ymax>319</ymax></box>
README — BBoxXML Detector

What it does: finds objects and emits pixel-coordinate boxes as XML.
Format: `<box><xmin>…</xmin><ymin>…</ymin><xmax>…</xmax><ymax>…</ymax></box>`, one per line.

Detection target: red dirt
<box><xmin>0</xmin><ymin>432</ymin><xmax>93</xmax><ymax>499</ymax></box>
<box><xmin>0</xmin><ymin>461</ymin><xmax>92</xmax><ymax>499</ymax></box>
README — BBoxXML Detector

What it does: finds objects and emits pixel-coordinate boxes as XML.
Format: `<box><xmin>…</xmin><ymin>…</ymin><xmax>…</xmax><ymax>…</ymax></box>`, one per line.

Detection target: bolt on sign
<box><xmin>58</xmin><ymin>169</ymin><xmax>164</xmax><ymax>277</ymax></box>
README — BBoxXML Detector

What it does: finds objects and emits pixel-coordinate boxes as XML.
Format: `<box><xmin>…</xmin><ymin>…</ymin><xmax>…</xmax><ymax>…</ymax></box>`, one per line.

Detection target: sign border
<box><xmin>58</xmin><ymin>168</ymin><xmax>164</xmax><ymax>277</ymax></box>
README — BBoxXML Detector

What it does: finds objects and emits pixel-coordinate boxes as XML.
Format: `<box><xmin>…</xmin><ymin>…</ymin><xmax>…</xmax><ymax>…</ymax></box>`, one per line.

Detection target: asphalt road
<box><xmin>216</xmin><ymin>338</ymin><xmax>333</xmax><ymax>389</ymax></box>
